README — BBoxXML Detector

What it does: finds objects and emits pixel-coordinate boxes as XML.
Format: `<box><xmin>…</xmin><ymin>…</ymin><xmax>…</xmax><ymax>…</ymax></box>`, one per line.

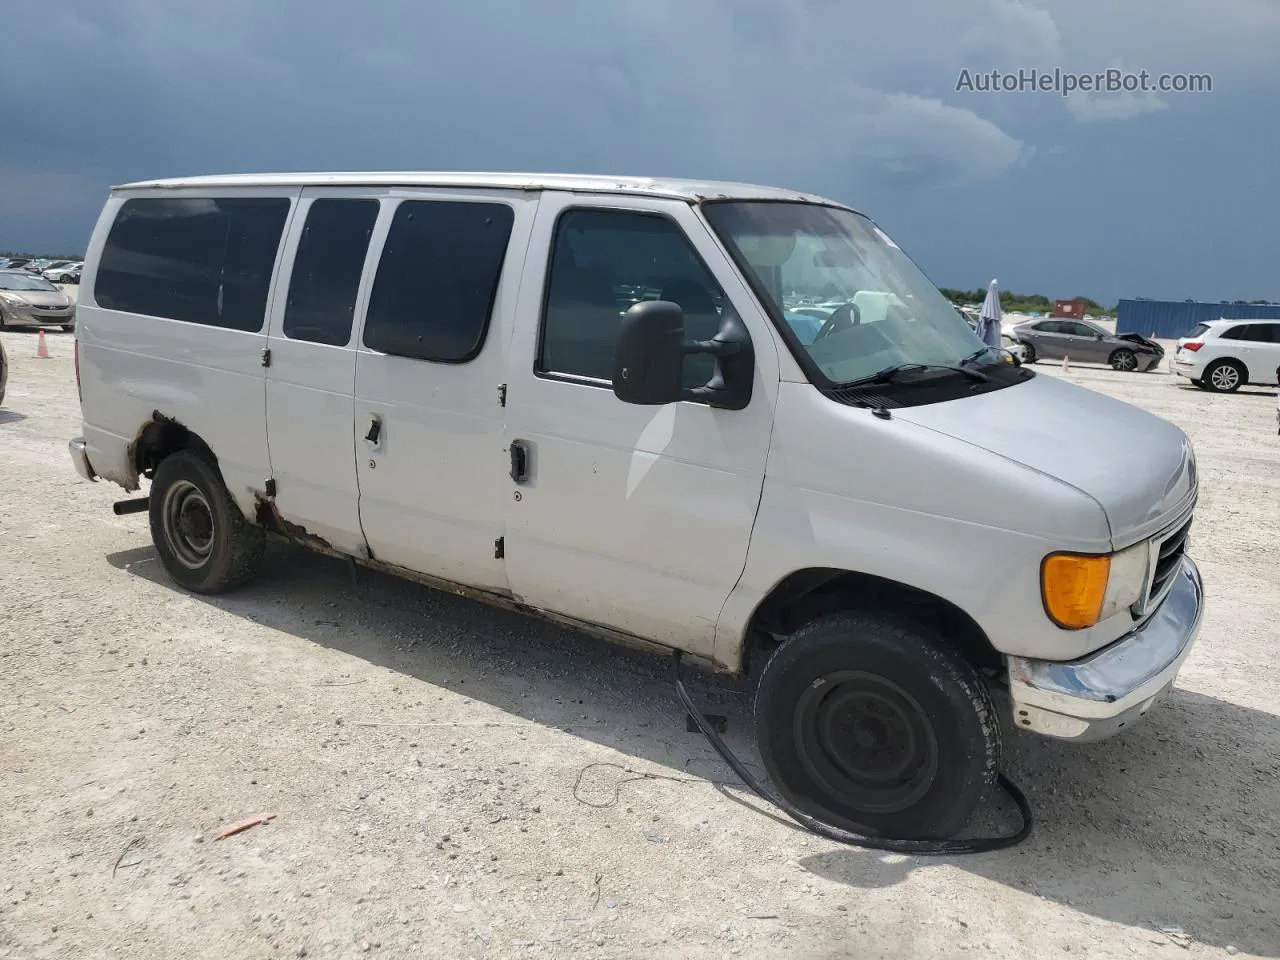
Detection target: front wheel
<box><xmin>149</xmin><ymin>450</ymin><xmax>265</xmax><ymax>594</ymax></box>
<box><xmin>754</xmin><ymin>610</ymin><xmax>1000</xmax><ymax>840</ymax></box>
<box><xmin>1109</xmin><ymin>348</ymin><xmax>1138</xmax><ymax>372</ymax></box>
<box><xmin>1020</xmin><ymin>342</ymin><xmax>1036</xmax><ymax>364</ymax></box>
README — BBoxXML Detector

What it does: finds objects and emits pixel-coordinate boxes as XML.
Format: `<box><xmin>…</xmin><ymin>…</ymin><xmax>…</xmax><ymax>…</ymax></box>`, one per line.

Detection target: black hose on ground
<box><xmin>672</xmin><ymin>650</ymin><xmax>1033</xmax><ymax>855</ymax></box>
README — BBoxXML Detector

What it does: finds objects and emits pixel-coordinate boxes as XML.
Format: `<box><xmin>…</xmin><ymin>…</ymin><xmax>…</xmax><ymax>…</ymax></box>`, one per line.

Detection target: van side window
<box><xmin>95</xmin><ymin>197</ymin><xmax>290</xmax><ymax>331</ymax></box>
<box><xmin>362</xmin><ymin>200</ymin><xmax>514</xmax><ymax>363</ymax></box>
<box><xmin>283</xmin><ymin>198</ymin><xmax>379</xmax><ymax>346</ymax></box>
<box><xmin>538</xmin><ymin>209</ymin><xmax>728</xmax><ymax>386</ymax></box>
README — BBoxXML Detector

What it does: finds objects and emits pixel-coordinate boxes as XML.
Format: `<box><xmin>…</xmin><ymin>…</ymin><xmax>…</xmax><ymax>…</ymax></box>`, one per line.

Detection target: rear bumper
<box><xmin>1007</xmin><ymin>555</ymin><xmax>1203</xmax><ymax>741</ymax></box>
<box><xmin>69</xmin><ymin>437</ymin><xmax>97</xmax><ymax>482</ymax></box>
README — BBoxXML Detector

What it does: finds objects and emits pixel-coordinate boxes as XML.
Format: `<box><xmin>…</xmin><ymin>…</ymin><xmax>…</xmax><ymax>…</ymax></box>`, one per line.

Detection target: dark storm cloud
<box><xmin>1</xmin><ymin>0</ymin><xmax>1277</xmax><ymax>302</ymax></box>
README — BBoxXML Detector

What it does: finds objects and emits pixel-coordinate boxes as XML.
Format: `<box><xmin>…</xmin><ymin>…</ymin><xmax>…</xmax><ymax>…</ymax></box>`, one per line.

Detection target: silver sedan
<box><xmin>1011</xmin><ymin>317</ymin><xmax>1164</xmax><ymax>371</ymax></box>
<box><xmin>0</xmin><ymin>270</ymin><xmax>77</xmax><ymax>331</ymax></box>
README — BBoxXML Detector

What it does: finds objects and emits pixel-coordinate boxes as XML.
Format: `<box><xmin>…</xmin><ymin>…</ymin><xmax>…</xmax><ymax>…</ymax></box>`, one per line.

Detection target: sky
<box><xmin>1</xmin><ymin>0</ymin><xmax>1277</xmax><ymax>306</ymax></box>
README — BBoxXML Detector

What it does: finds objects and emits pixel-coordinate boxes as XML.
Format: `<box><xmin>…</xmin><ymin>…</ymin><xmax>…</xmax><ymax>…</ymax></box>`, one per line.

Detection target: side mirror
<box><xmin>1095</xmin><ymin>333</ymin><xmax>1104</xmax><ymax>340</ymax></box>
<box><xmin>613</xmin><ymin>300</ymin><xmax>685</xmax><ymax>405</ymax></box>
<box><xmin>612</xmin><ymin>300</ymin><xmax>754</xmax><ymax>411</ymax></box>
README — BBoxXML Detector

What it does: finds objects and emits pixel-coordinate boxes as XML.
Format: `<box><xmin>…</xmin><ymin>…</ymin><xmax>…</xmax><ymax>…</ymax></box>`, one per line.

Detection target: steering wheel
<box><xmin>814</xmin><ymin>302</ymin><xmax>861</xmax><ymax>342</ymax></box>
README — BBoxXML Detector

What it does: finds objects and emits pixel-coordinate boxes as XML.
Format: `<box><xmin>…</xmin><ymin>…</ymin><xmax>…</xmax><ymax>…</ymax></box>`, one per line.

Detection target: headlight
<box><xmin>1041</xmin><ymin>540</ymin><xmax>1149</xmax><ymax>630</ymax></box>
<box><xmin>0</xmin><ymin>292</ymin><xmax>27</xmax><ymax>306</ymax></box>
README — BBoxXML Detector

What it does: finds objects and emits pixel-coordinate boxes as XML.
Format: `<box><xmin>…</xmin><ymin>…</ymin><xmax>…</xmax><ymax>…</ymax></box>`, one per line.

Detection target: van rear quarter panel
<box><xmin>77</xmin><ymin>189</ymin><xmax>299</xmax><ymax>516</ymax></box>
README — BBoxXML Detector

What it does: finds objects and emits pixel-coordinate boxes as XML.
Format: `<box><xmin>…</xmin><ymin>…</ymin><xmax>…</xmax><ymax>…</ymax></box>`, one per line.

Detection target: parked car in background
<box><xmin>1012</xmin><ymin>317</ymin><xmax>1164</xmax><ymax>371</ymax></box>
<box><xmin>1172</xmin><ymin>319</ymin><xmax>1280</xmax><ymax>393</ymax></box>
<box><xmin>44</xmin><ymin>262</ymin><xmax>82</xmax><ymax>284</ymax></box>
<box><xmin>0</xmin><ymin>270</ymin><xmax>77</xmax><ymax>330</ymax></box>
<box><xmin>0</xmin><ymin>336</ymin><xmax>7</xmax><ymax>407</ymax></box>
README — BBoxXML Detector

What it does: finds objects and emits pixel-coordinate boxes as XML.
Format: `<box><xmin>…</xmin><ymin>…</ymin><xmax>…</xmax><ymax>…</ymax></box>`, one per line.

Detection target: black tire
<box><xmin>148</xmin><ymin>450</ymin><xmax>265</xmax><ymax>594</ymax></box>
<box><xmin>1109</xmin><ymin>348</ymin><xmax>1138</xmax><ymax>372</ymax></box>
<box><xmin>1020</xmin><ymin>342</ymin><xmax>1036</xmax><ymax>364</ymax></box>
<box><xmin>61</xmin><ymin>324</ymin><xmax>74</xmax><ymax>333</ymax></box>
<box><xmin>1202</xmin><ymin>358</ymin><xmax>1245</xmax><ymax>393</ymax></box>
<box><xmin>754</xmin><ymin>610</ymin><xmax>1000</xmax><ymax>841</ymax></box>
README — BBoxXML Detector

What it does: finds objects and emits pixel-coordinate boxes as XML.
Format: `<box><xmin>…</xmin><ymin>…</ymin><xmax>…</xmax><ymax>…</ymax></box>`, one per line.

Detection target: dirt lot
<box><xmin>2</xmin><ymin>328</ymin><xmax>1277</xmax><ymax>960</ymax></box>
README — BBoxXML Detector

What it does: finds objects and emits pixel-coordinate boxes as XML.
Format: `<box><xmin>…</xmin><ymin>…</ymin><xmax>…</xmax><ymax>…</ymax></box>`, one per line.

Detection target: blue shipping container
<box><xmin>1117</xmin><ymin>299</ymin><xmax>1280</xmax><ymax>339</ymax></box>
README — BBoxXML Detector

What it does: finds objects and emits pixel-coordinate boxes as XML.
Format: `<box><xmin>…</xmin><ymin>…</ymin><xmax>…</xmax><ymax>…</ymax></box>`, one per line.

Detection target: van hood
<box><xmin>894</xmin><ymin>373</ymin><xmax>1195</xmax><ymax>546</ymax></box>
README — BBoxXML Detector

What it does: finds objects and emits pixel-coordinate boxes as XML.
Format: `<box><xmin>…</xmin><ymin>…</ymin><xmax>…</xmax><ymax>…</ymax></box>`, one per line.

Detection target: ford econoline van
<box><xmin>68</xmin><ymin>173</ymin><xmax>1203</xmax><ymax>839</ymax></box>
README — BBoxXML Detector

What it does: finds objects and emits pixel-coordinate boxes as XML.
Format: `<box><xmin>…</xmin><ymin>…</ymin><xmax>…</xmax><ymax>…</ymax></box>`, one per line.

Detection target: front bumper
<box><xmin>1136</xmin><ymin>352</ymin><xmax>1164</xmax><ymax>372</ymax></box>
<box><xmin>69</xmin><ymin>437</ymin><xmax>97</xmax><ymax>482</ymax></box>
<box><xmin>0</xmin><ymin>303</ymin><xmax>75</xmax><ymax>326</ymax></box>
<box><xmin>1007</xmin><ymin>555</ymin><xmax>1203</xmax><ymax>741</ymax></box>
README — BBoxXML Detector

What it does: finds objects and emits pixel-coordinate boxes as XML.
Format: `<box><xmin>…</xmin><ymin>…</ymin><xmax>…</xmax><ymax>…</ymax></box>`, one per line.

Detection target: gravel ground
<box><xmin>2</xmin><ymin>327</ymin><xmax>1277</xmax><ymax>960</ymax></box>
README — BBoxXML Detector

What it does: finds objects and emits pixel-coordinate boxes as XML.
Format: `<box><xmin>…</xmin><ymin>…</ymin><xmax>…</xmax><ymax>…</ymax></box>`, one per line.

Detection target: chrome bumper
<box><xmin>1007</xmin><ymin>556</ymin><xmax>1204</xmax><ymax>741</ymax></box>
<box><xmin>69</xmin><ymin>437</ymin><xmax>96</xmax><ymax>482</ymax></box>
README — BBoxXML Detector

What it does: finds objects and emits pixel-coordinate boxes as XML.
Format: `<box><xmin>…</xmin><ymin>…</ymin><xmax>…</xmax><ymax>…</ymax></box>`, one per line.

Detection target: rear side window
<box><xmin>1034</xmin><ymin>321</ymin><xmax>1062</xmax><ymax>333</ymax></box>
<box><xmin>1243</xmin><ymin>323</ymin><xmax>1280</xmax><ymax>343</ymax></box>
<box><xmin>362</xmin><ymin>200</ymin><xmax>514</xmax><ymax>363</ymax></box>
<box><xmin>1219</xmin><ymin>325</ymin><xmax>1248</xmax><ymax>340</ymax></box>
<box><xmin>538</xmin><ymin>208</ymin><xmax>728</xmax><ymax>385</ymax></box>
<box><xmin>283</xmin><ymin>198</ymin><xmax>379</xmax><ymax>346</ymax></box>
<box><xmin>95</xmin><ymin>197</ymin><xmax>290</xmax><ymax>331</ymax></box>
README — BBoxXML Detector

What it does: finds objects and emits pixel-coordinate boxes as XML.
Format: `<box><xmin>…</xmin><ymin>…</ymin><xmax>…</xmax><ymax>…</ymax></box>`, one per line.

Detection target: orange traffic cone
<box><xmin>1061</xmin><ymin>354</ymin><xmax>1070</xmax><ymax>373</ymax></box>
<box><xmin>35</xmin><ymin>329</ymin><xmax>50</xmax><ymax>359</ymax></box>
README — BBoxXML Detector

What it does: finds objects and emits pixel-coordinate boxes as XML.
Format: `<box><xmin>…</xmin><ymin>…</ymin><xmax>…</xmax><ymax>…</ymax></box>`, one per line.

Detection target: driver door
<box><xmin>499</xmin><ymin>193</ymin><xmax>780</xmax><ymax>656</ymax></box>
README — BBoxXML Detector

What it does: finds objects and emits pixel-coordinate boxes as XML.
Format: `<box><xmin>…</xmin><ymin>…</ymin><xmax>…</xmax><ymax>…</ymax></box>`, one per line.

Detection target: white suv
<box><xmin>1173</xmin><ymin>319</ymin><xmax>1280</xmax><ymax>392</ymax></box>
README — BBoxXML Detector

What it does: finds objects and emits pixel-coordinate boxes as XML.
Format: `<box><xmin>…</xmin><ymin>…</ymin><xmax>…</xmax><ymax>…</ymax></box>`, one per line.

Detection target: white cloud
<box><xmin>1065</xmin><ymin>91</ymin><xmax>1169</xmax><ymax>123</ymax></box>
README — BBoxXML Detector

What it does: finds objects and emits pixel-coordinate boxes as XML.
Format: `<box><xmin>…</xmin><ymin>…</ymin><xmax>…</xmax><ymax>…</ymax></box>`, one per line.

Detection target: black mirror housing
<box><xmin>613</xmin><ymin>301</ymin><xmax>685</xmax><ymax>405</ymax></box>
<box><xmin>612</xmin><ymin>300</ymin><xmax>755</xmax><ymax>411</ymax></box>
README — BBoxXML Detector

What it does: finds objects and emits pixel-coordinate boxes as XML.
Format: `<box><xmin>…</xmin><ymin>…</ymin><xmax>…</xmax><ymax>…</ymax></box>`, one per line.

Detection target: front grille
<box><xmin>1146</xmin><ymin>515</ymin><xmax>1192</xmax><ymax>610</ymax></box>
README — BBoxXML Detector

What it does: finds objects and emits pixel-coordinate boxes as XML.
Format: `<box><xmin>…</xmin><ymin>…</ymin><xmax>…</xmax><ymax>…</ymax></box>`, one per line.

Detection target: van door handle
<box><xmin>364</xmin><ymin>415</ymin><xmax>382</xmax><ymax>447</ymax></box>
<box><xmin>509</xmin><ymin>439</ymin><xmax>530</xmax><ymax>483</ymax></box>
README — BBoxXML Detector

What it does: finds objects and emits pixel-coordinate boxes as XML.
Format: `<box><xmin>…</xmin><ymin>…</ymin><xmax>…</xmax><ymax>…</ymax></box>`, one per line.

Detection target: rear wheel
<box><xmin>149</xmin><ymin>450</ymin><xmax>265</xmax><ymax>594</ymax></box>
<box><xmin>1109</xmin><ymin>348</ymin><xmax>1138</xmax><ymax>372</ymax></box>
<box><xmin>1203</xmin><ymin>358</ymin><xmax>1245</xmax><ymax>393</ymax></box>
<box><xmin>754</xmin><ymin>609</ymin><xmax>1000</xmax><ymax>840</ymax></box>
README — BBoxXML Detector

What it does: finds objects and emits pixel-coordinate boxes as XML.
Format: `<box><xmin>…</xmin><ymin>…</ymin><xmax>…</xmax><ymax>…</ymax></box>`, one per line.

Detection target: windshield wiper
<box><xmin>841</xmin><ymin>361</ymin><xmax>990</xmax><ymax>389</ymax></box>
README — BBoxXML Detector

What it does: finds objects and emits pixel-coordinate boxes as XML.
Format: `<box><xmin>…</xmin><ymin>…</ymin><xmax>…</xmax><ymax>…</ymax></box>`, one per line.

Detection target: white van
<box><xmin>68</xmin><ymin>173</ymin><xmax>1203</xmax><ymax>839</ymax></box>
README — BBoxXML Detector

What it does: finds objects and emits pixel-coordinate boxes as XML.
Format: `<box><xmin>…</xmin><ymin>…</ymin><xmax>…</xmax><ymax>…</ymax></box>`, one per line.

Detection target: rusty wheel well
<box><xmin>742</xmin><ymin>568</ymin><xmax>1003</xmax><ymax>679</ymax></box>
<box><xmin>132</xmin><ymin>414</ymin><xmax>218</xmax><ymax>482</ymax></box>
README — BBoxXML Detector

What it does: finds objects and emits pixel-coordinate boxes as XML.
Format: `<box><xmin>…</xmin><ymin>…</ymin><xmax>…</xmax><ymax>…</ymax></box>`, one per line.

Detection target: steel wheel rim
<box><xmin>792</xmin><ymin>670</ymin><xmax>939</xmax><ymax>814</ymax></box>
<box><xmin>1211</xmin><ymin>364</ymin><xmax>1239</xmax><ymax>390</ymax></box>
<box><xmin>162</xmin><ymin>480</ymin><xmax>215</xmax><ymax>569</ymax></box>
<box><xmin>1114</xmin><ymin>351</ymin><xmax>1137</xmax><ymax>371</ymax></box>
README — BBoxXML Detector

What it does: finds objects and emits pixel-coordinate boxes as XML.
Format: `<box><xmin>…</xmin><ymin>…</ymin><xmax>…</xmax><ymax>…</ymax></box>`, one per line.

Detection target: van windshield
<box><xmin>702</xmin><ymin>201</ymin><xmax>1023</xmax><ymax>395</ymax></box>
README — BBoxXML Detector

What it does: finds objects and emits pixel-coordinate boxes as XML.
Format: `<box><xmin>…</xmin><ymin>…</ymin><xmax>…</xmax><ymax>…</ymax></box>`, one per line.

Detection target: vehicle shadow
<box><xmin>106</xmin><ymin>537</ymin><xmax>761</xmax><ymax>773</ymax></box>
<box><xmin>0</xmin><ymin>409</ymin><xmax>28</xmax><ymax>425</ymax></box>
<box><xmin>107</xmin><ymin>539</ymin><xmax>1279</xmax><ymax>956</ymax></box>
<box><xmin>801</xmin><ymin>691</ymin><xmax>1280</xmax><ymax>955</ymax></box>
<box><xmin>1171</xmin><ymin>382</ymin><xmax>1277</xmax><ymax>397</ymax></box>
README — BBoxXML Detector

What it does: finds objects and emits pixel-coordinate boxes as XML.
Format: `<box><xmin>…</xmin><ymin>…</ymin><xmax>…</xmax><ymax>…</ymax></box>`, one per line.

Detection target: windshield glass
<box><xmin>702</xmin><ymin>201</ymin><xmax>990</xmax><ymax>386</ymax></box>
<box><xmin>0</xmin><ymin>273</ymin><xmax>59</xmax><ymax>292</ymax></box>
